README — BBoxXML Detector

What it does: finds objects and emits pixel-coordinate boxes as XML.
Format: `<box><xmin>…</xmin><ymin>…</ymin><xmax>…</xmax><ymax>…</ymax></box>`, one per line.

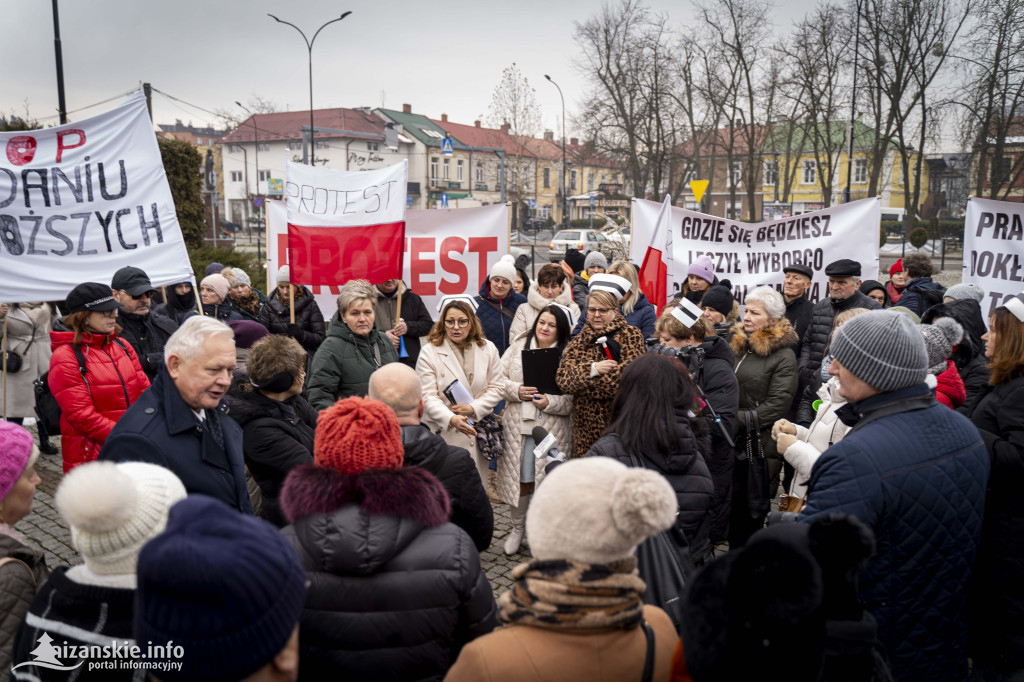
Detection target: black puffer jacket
<box><xmin>401</xmin><ymin>423</ymin><xmax>494</xmax><ymax>551</ymax></box>
<box><xmin>228</xmin><ymin>390</ymin><xmax>317</xmax><ymax>527</ymax></box>
<box><xmin>922</xmin><ymin>299</ymin><xmax>990</xmax><ymax>412</ymax></box>
<box><xmin>155</xmin><ymin>286</ymin><xmax>199</xmax><ymax>325</ymax></box>
<box><xmin>586</xmin><ymin>414</ymin><xmax>714</xmax><ymax>548</ymax></box>
<box><xmin>572</xmin><ymin>273</ymin><xmax>589</xmax><ymax>311</ymax></box>
<box><xmin>280</xmin><ymin>465</ymin><xmax>498</xmax><ymax>682</ymax></box>
<box><xmin>963</xmin><ymin>374</ymin><xmax>1024</xmax><ymax>671</ymax></box>
<box><xmin>692</xmin><ymin>335</ymin><xmax>740</xmax><ymax>543</ymax></box>
<box><xmin>116</xmin><ymin>310</ymin><xmax>178</xmax><ymax>380</ymax></box>
<box><xmin>797</xmin><ymin>291</ymin><xmax>879</xmax><ymax>423</ymax></box>
<box><xmin>259</xmin><ymin>286</ymin><xmax>327</xmax><ymax>356</ymax></box>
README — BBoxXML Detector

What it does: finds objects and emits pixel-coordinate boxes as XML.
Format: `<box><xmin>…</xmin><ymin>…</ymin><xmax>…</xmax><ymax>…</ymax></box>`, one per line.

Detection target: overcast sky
<box><xmin>4</xmin><ymin>0</ymin><xmax>819</xmax><ymax>135</ymax></box>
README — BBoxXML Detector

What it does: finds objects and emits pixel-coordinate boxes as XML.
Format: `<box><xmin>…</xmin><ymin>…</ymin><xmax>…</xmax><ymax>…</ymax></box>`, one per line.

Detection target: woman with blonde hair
<box><xmin>570</xmin><ymin>261</ymin><xmax>657</xmax><ymax>339</ymax></box>
<box><xmin>416</xmin><ymin>297</ymin><xmax>505</xmax><ymax>487</ymax></box>
<box><xmin>557</xmin><ymin>275</ymin><xmax>646</xmax><ymax>458</ymax></box>
<box><xmin>307</xmin><ymin>279</ymin><xmax>398</xmax><ymax>410</ymax></box>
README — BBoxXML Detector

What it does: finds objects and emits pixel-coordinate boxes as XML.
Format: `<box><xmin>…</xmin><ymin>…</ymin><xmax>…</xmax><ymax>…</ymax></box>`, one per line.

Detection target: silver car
<box><xmin>548</xmin><ymin>229</ymin><xmax>614</xmax><ymax>263</ymax></box>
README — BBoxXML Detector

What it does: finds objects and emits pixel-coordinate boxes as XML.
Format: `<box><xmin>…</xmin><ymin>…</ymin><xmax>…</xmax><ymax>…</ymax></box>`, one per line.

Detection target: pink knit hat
<box><xmin>0</xmin><ymin>423</ymin><xmax>37</xmax><ymax>501</ymax></box>
<box><xmin>687</xmin><ymin>256</ymin><xmax>715</xmax><ymax>284</ymax></box>
<box><xmin>201</xmin><ymin>273</ymin><xmax>231</xmax><ymax>302</ymax></box>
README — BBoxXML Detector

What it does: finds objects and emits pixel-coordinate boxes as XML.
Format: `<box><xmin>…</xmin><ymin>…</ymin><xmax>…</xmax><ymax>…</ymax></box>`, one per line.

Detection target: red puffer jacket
<box><xmin>935</xmin><ymin>359</ymin><xmax>967</xmax><ymax>410</ymax></box>
<box><xmin>49</xmin><ymin>330</ymin><xmax>150</xmax><ymax>472</ymax></box>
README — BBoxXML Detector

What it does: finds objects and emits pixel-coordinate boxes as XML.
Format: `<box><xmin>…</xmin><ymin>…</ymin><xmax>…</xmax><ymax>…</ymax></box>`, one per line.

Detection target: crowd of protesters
<box><xmin>0</xmin><ymin>246</ymin><xmax>1020</xmax><ymax>682</ymax></box>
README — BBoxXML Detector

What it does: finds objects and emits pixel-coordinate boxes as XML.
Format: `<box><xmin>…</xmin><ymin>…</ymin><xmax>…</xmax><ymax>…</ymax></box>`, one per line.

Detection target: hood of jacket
<box><xmin>859</xmin><ymin>280</ymin><xmax>889</xmax><ymax>307</ymax></box>
<box><xmin>50</xmin><ymin>328</ymin><xmax>120</xmax><ymax>352</ymax></box>
<box><xmin>280</xmin><ymin>464</ymin><xmax>450</xmax><ymax>574</ymax></box>
<box><xmin>728</xmin><ymin>317</ymin><xmax>798</xmax><ymax>358</ymax></box>
<box><xmin>579</xmin><ymin>310</ymin><xmax>630</xmax><ymax>343</ymax></box>
<box><xmin>401</xmin><ymin>423</ymin><xmax>448</xmax><ymax>469</ymax></box>
<box><xmin>267</xmin><ymin>286</ymin><xmax>315</xmax><ymax>315</ymax></box>
<box><xmin>922</xmin><ymin>298</ymin><xmax>987</xmax><ymax>363</ymax></box>
<box><xmin>478</xmin><ymin>279</ymin><xmax>521</xmax><ymax>306</ymax></box>
<box><xmin>526</xmin><ymin>280</ymin><xmax>574</xmax><ymax>312</ymax></box>
<box><xmin>325</xmin><ymin>311</ymin><xmax>380</xmax><ymax>344</ymax></box>
<box><xmin>817</xmin><ymin>376</ymin><xmax>845</xmax><ymax>403</ymax></box>
<box><xmin>228</xmin><ymin>389</ymin><xmax>300</xmax><ymax>428</ymax></box>
<box><xmin>699</xmin><ymin>333</ymin><xmax>735</xmax><ymax>364</ymax></box>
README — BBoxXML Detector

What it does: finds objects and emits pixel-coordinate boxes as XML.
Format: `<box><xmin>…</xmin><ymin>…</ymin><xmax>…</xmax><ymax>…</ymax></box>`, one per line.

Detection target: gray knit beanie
<box><xmin>584</xmin><ymin>251</ymin><xmax>608</xmax><ymax>271</ymax></box>
<box><xmin>943</xmin><ymin>283</ymin><xmax>984</xmax><ymax>303</ymax></box>
<box><xmin>829</xmin><ymin>310</ymin><xmax>927</xmax><ymax>391</ymax></box>
<box><xmin>919</xmin><ymin>318</ymin><xmax>963</xmax><ymax>374</ymax></box>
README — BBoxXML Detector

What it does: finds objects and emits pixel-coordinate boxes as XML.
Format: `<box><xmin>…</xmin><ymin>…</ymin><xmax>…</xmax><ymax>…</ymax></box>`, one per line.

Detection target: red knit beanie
<box><xmin>314</xmin><ymin>396</ymin><xmax>404</xmax><ymax>474</ymax></box>
<box><xmin>889</xmin><ymin>258</ymin><xmax>903</xmax><ymax>278</ymax></box>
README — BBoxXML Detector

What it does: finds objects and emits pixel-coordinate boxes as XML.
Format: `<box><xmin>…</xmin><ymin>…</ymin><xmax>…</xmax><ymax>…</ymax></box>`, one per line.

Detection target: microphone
<box><xmin>532</xmin><ymin>426</ymin><xmax>566</xmax><ymax>473</ymax></box>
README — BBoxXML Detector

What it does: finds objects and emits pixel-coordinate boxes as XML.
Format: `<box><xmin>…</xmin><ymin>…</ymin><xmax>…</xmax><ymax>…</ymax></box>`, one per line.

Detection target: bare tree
<box><xmin>954</xmin><ymin>0</ymin><xmax>1024</xmax><ymax>198</ymax></box>
<box><xmin>488</xmin><ymin>63</ymin><xmax>542</xmax><ymax>225</ymax></box>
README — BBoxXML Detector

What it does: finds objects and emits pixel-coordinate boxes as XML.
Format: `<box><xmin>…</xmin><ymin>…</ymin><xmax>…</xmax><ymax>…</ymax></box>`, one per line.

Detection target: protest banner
<box><xmin>286</xmin><ymin>160</ymin><xmax>408</xmax><ymax>286</ymax></box>
<box><xmin>963</xmin><ymin>196</ymin><xmax>1024</xmax><ymax>318</ymax></box>
<box><xmin>268</xmin><ymin>200</ymin><xmax>510</xmax><ymax>320</ymax></box>
<box><xmin>631</xmin><ymin>197</ymin><xmax>880</xmax><ymax>305</ymax></box>
<box><xmin>0</xmin><ymin>89</ymin><xmax>193</xmax><ymax>303</ymax></box>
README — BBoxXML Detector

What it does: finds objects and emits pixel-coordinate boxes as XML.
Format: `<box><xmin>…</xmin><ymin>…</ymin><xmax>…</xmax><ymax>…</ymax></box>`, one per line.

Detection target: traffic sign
<box><xmin>441</xmin><ymin>193</ymin><xmax>449</xmax><ymax>208</ymax></box>
<box><xmin>589</xmin><ymin>194</ymin><xmax>596</xmax><ymax>207</ymax></box>
<box><xmin>252</xmin><ymin>196</ymin><xmax>264</xmax><ymax>209</ymax></box>
<box><xmin>441</xmin><ymin>137</ymin><xmax>454</xmax><ymax>156</ymax></box>
<box><xmin>528</xmin><ymin>198</ymin><xmax>536</xmax><ymax>209</ymax></box>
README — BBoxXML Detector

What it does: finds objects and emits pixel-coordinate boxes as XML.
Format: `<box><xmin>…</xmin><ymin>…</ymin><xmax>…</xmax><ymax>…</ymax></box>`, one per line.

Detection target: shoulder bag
<box><xmin>741</xmin><ymin>410</ymin><xmax>770</xmax><ymax>517</ymax></box>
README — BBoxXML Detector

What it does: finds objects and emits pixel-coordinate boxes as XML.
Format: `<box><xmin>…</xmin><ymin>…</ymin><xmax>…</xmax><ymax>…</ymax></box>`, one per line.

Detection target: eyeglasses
<box><xmin>99</xmin><ymin>309</ymin><xmax>118</xmax><ymax>318</ymax></box>
<box><xmin>121</xmin><ymin>290</ymin><xmax>152</xmax><ymax>300</ymax></box>
<box><xmin>444</xmin><ymin>319</ymin><xmax>471</xmax><ymax>328</ymax></box>
<box><xmin>587</xmin><ymin>306</ymin><xmax>614</xmax><ymax>315</ymax></box>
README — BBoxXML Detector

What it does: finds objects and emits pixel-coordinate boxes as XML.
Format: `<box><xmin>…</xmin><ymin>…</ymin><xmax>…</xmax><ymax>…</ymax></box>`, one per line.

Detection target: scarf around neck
<box><xmin>500</xmin><ymin>557</ymin><xmax>646</xmax><ymax>631</ymax></box>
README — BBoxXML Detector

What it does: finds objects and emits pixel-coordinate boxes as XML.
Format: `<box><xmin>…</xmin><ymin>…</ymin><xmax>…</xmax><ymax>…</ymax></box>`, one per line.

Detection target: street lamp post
<box><xmin>842</xmin><ymin>0</ymin><xmax>863</xmax><ymax>204</ymax></box>
<box><xmin>268</xmin><ymin>11</ymin><xmax>352</xmax><ymax>165</ymax></box>
<box><xmin>544</xmin><ymin>75</ymin><xmax>568</xmax><ymax>229</ymax></box>
<box><xmin>236</xmin><ymin>101</ymin><xmax>261</xmax><ymax>232</ymax></box>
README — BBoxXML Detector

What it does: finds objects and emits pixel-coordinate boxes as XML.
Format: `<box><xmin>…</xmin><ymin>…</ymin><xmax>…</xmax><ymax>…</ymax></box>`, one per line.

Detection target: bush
<box><xmin>880</xmin><ymin>227</ymin><xmax>888</xmax><ymax>248</ymax></box>
<box><xmin>908</xmin><ymin>227</ymin><xmax>929</xmax><ymax>249</ymax></box>
<box><xmin>188</xmin><ymin>246</ymin><xmax>265</xmax><ymax>289</ymax></box>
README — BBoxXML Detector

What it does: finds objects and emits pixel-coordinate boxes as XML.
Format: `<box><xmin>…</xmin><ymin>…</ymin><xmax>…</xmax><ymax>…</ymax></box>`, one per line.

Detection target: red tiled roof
<box><xmin>430</xmin><ymin>118</ymin><xmax>563</xmax><ymax>160</ymax></box>
<box><xmin>219</xmin><ymin>108</ymin><xmax>386</xmax><ymax>144</ymax></box>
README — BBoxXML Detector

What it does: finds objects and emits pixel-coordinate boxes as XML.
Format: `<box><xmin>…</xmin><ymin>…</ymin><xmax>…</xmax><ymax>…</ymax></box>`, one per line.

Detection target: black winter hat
<box><xmin>784</xmin><ymin>263</ymin><xmax>814</xmax><ymax>279</ymax></box>
<box><xmin>825</xmin><ymin>259</ymin><xmax>862</xmax><ymax>277</ymax></box>
<box><xmin>563</xmin><ymin>248</ymin><xmax>586</xmax><ymax>274</ymax></box>
<box><xmin>66</xmin><ymin>282</ymin><xmax>120</xmax><ymax>313</ymax></box>
<box><xmin>700</xmin><ymin>286</ymin><xmax>735</xmax><ymax>317</ymax></box>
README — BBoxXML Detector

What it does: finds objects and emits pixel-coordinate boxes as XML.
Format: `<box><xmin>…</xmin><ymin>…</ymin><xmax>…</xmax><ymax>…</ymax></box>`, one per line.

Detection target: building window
<box><xmin>588</xmin><ymin>172</ymin><xmax>596</xmax><ymax>191</ymax></box>
<box><xmin>430</xmin><ymin>158</ymin><xmax>439</xmax><ymax>180</ymax></box>
<box><xmin>367</xmin><ymin>141</ymin><xmax>380</xmax><ymax>151</ymax></box>
<box><xmin>257</xmin><ymin>143</ymin><xmax>270</xmax><ymax>152</ymax></box>
<box><xmin>802</xmin><ymin>160</ymin><xmax>817</xmax><ymax>185</ymax></box>
<box><xmin>853</xmin><ymin>158</ymin><xmax>867</xmax><ymax>184</ymax></box>
<box><xmin>258</xmin><ymin>170</ymin><xmax>271</xmax><ymax>182</ymax></box>
<box><xmin>570</xmin><ymin>169</ymin><xmax>578</xmax><ymax>191</ymax></box>
<box><xmin>457</xmin><ymin>159</ymin><xmax>464</xmax><ymax>182</ymax></box>
<box><xmin>763</xmin><ymin>160</ymin><xmax>778</xmax><ymax>186</ymax></box>
<box><xmin>196</xmin><ymin>137</ymin><xmax>204</xmax><ymax>146</ymax></box>
<box><xmin>543</xmin><ymin>167</ymin><xmax>551</xmax><ymax>189</ymax></box>
<box><xmin>228</xmin><ymin>144</ymin><xmax>242</xmax><ymax>154</ymax></box>
<box><xmin>995</xmin><ymin>157</ymin><xmax>1012</xmax><ymax>185</ymax></box>
<box><xmin>600</xmin><ymin>174</ymin><xmax>607</xmax><ymax>185</ymax></box>
<box><xmin>731</xmin><ymin>161</ymin><xmax>743</xmax><ymax>188</ymax></box>
<box><xmin>476</xmin><ymin>164</ymin><xmax>484</xmax><ymax>183</ymax></box>
<box><xmin>230</xmin><ymin>171</ymin><xmax>243</xmax><ymax>183</ymax></box>
<box><xmin>443</xmin><ymin>158</ymin><xmax>450</xmax><ymax>180</ymax></box>
<box><xmin>315</xmin><ymin>141</ymin><xmax>329</xmax><ymax>149</ymax></box>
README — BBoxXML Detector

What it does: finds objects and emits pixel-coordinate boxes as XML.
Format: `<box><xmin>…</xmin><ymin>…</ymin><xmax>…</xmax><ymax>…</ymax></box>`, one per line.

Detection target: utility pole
<box><xmin>544</xmin><ymin>75</ymin><xmax>568</xmax><ymax>228</ymax></box>
<box><xmin>51</xmin><ymin>0</ymin><xmax>67</xmax><ymax>124</ymax></box>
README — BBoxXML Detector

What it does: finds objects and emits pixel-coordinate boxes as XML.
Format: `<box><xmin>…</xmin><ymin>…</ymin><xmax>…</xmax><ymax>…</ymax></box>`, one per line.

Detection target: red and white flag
<box><xmin>285</xmin><ymin>160</ymin><xmax>408</xmax><ymax>286</ymax></box>
<box><xmin>638</xmin><ymin>194</ymin><xmax>674</xmax><ymax>315</ymax></box>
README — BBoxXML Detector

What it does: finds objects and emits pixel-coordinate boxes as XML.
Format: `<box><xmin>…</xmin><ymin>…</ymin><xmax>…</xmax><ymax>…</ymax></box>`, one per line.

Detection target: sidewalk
<box><xmin>13</xmin><ymin>424</ymin><xmax>526</xmax><ymax>597</ymax></box>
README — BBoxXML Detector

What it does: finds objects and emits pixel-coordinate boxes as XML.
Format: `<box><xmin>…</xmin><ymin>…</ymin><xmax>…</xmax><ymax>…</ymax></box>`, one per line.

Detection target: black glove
<box><xmin>286</xmin><ymin>323</ymin><xmax>300</xmax><ymax>337</ymax></box>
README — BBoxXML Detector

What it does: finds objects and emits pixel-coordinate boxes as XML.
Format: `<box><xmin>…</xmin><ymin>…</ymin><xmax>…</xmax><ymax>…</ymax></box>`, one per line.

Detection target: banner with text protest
<box><xmin>286</xmin><ymin>160</ymin><xmax>408</xmax><ymax>286</ymax></box>
<box><xmin>631</xmin><ymin>197</ymin><xmax>880</xmax><ymax>305</ymax></box>
<box><xmin>0</xmin><ymin>89</ymin><xmax>193</xmax><ymax>303</ymax></box>
<box><xmin>269</xmin><ymin>200</ymin><xmax>509</xmax><ymax>320</ymax></box>
<box><xmin>963</xmin><ymin>197</ymin><xmax>1024</xmax><ymax>318</ymax></box>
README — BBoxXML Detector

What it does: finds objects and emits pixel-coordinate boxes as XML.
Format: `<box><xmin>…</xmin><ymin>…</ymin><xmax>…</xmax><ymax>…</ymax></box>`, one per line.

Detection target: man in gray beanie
<box><xmin>798</xmin><ymin>310</ymin><xmax>989</xmax><ymax>682</ymax></box>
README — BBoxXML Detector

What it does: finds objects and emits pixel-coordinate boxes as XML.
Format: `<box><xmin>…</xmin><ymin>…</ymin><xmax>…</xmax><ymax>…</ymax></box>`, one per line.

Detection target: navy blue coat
<box><xmin>571</xmin><ymin>292</ymin><xmax>658</xmax><ymax>340</ymax></box>
<box><xmin>98</xmin><ymin>368</ymin><xmax>254</xmax><ymax>514</ymax></box>
<box><xmin>473</xmin><ymin>281</ymin><xmax>526</xmax><ymax>357</ymax></box>
<box><xmin>800</xmin><ymin>384</ymin><xmax>989</xmax><ymax>682</ymax></box>
<box><xmin>897</xmin><ymin>277</ymin><xmax>946</xmax><ymax>318</ymax></box>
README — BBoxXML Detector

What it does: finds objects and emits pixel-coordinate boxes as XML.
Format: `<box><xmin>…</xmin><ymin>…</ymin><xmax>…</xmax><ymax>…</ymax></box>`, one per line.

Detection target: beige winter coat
<box><xmin>498</xmin><ymin>335</ymin><xmax>573</xmax><ymax>507</ymax></box>
<box><xmin>0</xmin><ymin>303</ymin><xmax>56</xmax><ymax>418</ymax></box>
<box><xmin>416</xmin><ymin>338</ymin><xmax>505</xmax><ymax>462</ymax></box>
<box><xmin>509</xmin><ymin>282</ymin><xmax>580</xmax><ymax>342</ymax></box>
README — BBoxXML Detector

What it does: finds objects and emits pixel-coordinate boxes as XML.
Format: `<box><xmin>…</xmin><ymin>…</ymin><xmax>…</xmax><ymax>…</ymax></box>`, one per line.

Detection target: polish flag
<box><xmin>286</xmin><ymin>160</ymin><xmax>408</xmax><ymax>286</ymax></box>
<box><xmin>638</xmin><ymin>194</ymin><xmax>674</xmax><ymax>315</ymax></box>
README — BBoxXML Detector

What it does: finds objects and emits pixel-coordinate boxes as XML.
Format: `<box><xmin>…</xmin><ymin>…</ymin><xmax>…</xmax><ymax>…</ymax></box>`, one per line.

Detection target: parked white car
<box><xmin>548</xmin><ymin>229</ymin><xmax>616</xmax><ymax>263</ymax></box>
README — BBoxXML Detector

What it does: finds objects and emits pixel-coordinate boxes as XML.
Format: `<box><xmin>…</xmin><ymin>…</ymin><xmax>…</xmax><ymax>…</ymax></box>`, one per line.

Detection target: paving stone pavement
<box><xmin>14</xmin><ymin>422</ymin><xmax>526</xmax><ymax>598</ymax></box>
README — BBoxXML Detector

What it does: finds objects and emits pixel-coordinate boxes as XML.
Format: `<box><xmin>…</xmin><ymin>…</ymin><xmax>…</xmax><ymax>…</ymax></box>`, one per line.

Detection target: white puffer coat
<box><xmin>508</xmin><ymin>281</ymin><xmax>580</xmax><ymax>342</ymax></box>
<box><xmin>498</xmin><ymin>334</ymin><xmax>573</xmax><ymax>507</ymax></box>
<box><xmin>784</xmin><ymin>377</ymin><xmax>850</xmax><ymax>497</ymax></box>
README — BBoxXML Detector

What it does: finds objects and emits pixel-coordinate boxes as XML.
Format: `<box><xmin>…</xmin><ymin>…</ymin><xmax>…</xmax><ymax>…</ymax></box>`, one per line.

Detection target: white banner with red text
<box><xmin>269</xmin><ymin>200</ymin><xmax>509</xmax><ymax>320</ymax></box>
<box><xmin>0</xmin><ymin>89</ymin><xmax>193</xmax><ymax>303</ymax></box>
<box><xmin>962</xmin><ymin>197</ymin><xmax>1024</xmax><ymax>319</ymax></box>
<box><xmin>631</xmin><ymin>197</ymin><xmax>881</xmax><ymax>305</ymax></box>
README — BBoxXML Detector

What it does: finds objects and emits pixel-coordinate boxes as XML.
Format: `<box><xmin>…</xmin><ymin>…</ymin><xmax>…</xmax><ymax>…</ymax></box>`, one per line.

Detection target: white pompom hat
<box><xmin>527</xmin><ymin>457</ymin><xmax>678</xmax><ymax>564</ymax></box>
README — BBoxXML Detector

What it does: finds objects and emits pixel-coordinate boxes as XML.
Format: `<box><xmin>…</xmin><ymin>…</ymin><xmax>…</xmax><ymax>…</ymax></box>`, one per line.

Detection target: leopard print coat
<box><xmin>556</xmin><ymin>314</ymin><xmax>646</xmax><ymax>458</ymax></box>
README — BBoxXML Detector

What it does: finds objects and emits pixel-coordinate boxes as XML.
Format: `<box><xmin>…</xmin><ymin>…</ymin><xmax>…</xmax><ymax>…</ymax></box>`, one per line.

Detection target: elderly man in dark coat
<box><xmin>799</xmin><ymin>311</ymin><xmax>989</xmax><ymax>682</ymax></box>
<box><xmin>99</xmin><ymin>316</ymin><xmax>253</xmax><ymax>513</ymax></box>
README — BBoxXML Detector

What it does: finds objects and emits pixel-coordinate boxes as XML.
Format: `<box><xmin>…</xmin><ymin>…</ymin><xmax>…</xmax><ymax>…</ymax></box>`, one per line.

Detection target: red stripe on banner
<box><xmin>287</xmin><ymin>221</ymin><xmax>405</xmax><ymax>286</ymax></box>
<box><xmin>639</xmin><ymin>246</ymin><xmax>667</xmax><ymax>315</ymax></box>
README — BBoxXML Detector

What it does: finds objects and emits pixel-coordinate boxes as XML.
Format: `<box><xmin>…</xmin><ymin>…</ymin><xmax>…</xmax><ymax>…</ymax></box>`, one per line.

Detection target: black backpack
<box><xmin>34</xmin><ymin>339</ymin><xmax>130</xmax><ymax>435</ymax></box>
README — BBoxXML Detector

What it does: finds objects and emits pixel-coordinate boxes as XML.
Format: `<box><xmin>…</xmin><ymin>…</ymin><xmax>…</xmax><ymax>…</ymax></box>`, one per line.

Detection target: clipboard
<box><xmin>521</xmin><ymin>347</ymin><xmax>563</xmax><ymax>395</ymax></box>
<box><xmin>443</xmin><ymin>379</ymin><xmax>476</xmax><ymax>425</ymax></box>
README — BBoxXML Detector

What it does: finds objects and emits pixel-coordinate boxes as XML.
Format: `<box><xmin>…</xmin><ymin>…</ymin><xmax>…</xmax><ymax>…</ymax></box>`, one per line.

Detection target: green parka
<box><xmin>307</xmin><ymin>313</ymin><xmax>399</xmax><ymax>410</ymax></box>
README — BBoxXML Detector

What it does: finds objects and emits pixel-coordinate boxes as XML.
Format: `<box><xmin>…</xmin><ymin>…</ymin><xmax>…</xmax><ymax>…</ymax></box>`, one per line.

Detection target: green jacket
<box><xmin>307</xmin><ymin>312</ymin><xmax>399</xmax><ymax>410</ymax></box>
